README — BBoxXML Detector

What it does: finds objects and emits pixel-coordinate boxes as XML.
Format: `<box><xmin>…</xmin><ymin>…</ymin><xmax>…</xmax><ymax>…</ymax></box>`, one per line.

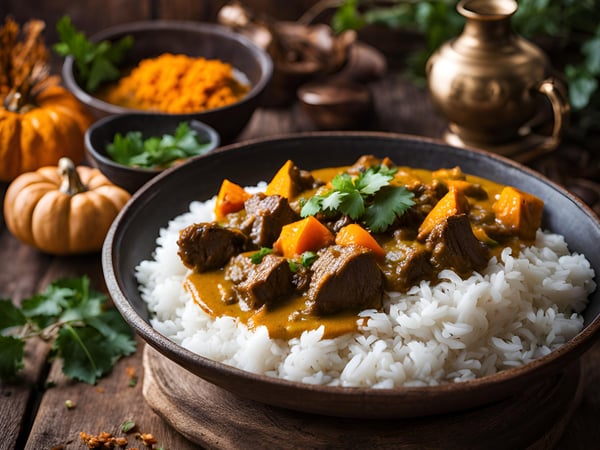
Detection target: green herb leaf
<box><xmin>300</xmin><ymin>251</ymin><xmax>318</xmax><ymax>267</ymax></box>
<box><xmin>288</xmin><ymin>260</ymin><xmax>299</xmax><ymax>273</ymax></box>
<box><xmin>364</xmin><ymin>186</ymin><xmax>416</xmax><ymax>233</ymax></box>
<box><xmin>301</xmin><ymin>165</ymin><xmax>414</xmax><ymax>232</ymax></box>
<box><xmin>0</xmin><ymin>336</ymin><xmax>25</xmax><ymax>379</ymax></box>
<box><xmin>251</xmin><ymin>247</ymin><xmax>273</xmax><ymax>264</ymax></box>
<box><xmin>122</xmin><ymin>420</ymin><xmax>136</xmax><ymax>433</ymax></box>
<box><xmin>0</xmin><ymin>299</ymin><xmax>27</xmax><ymax>331</ymax></box>
<box><xmin>53</xmin><ymin>15</ymin><xmax>133</xmax><ymax>92</ymax></box>
<box><xmin>0</xmin><ymin>276</ymin><xmax>136</xmax><ymax>384</ymax></box>
<box><xmin>106</xmin><ymin>122</ymin><xmax>213</xmax><ymax>169</ymax></box>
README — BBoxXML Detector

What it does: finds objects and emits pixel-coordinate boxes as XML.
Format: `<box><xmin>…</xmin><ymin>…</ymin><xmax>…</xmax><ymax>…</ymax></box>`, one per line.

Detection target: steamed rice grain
<box><xmin>135</xmin><ymin>187</ymin><xmax>596</xmax><ymax>387</ymax></box>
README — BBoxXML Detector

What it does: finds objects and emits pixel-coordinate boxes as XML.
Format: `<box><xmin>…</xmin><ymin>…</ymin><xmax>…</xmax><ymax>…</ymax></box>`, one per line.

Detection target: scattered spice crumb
<box><xmin>136</xmin><ymin>432</ymin><xmax>158</xmax><ymax>446</ymax></box>
<box><xmin>80</xmin><ymin>428</ymin><xmax>163</xmax><ymax>449</ymax></box>
<box><xmin>126</xmin><ymin>366</ymin><xmax>138</xmax><ymax>387</ymax></box>
<box><xmin>95</xmin><ymin>386</ymin><xmax>105</xmax><ymax>394</ymax></box>
<box><xmin>79</xmin><ymin>431</ymin><xmax>127</xmax><ymax>448</ymax></box>
<box><xmin>64</xmin><ymin>399</ymin><xmax>75</xmax><ymax>409</ymax></box>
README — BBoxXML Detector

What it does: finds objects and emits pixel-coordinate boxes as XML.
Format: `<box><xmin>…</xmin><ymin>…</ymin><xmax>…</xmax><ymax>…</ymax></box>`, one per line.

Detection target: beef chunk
<box><xmin>347</xmin><ymin>155</ymin><xmax>395</xmax><ymax>175</ymax></box>
<box><xmin>425</xmin><ymin>214</ymin><xmax>489</xmax><ymax>277</ymax></box>
<box><xmin>288</xmin><ymin>164</ymin><xmax>318</xmax><ymax>195</ymax></box>
<box><xmin>242</xmin><ymin>193</ymin><xmax>299</xmax><ymax>247</ymax></box>
<box><xmin>306</xmin><ymin>245</ymin><xmax>384</xmax><ymax>315</ymax></box>
<box><xmin>230</xmin><ymin>253</ymin><xmax>294</xmax><ymax>310</ymax></box>
<box><xmin>178</xmin><ymin>222</ymin><xmax>249</xmax><ymax>272</ymax></box>
<box><xmin>383</xmin><ymin>245</ymin><xmax>433</xmax><ymax>292</ymax></box>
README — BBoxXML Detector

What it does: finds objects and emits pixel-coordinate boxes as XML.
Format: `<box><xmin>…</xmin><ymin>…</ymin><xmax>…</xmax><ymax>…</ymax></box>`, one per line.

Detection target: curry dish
<box><xmin>178</xmin><ymin>155</ymin><xmax>544</xmax><ymax>340</ymax></box>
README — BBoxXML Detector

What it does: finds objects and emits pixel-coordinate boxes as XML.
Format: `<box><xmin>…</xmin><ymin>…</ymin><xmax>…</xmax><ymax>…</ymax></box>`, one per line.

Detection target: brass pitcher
<box><xmin>426</xmin><ymin>0</ymin><xmax>570</xmax><ymax>160</ymax></box>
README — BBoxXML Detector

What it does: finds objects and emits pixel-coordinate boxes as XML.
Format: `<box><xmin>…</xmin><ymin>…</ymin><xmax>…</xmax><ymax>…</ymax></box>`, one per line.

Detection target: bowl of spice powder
<box><xmin>62</xmin><ymin>20</ymin><xmax>273</xmax><ymax>141</ymax></box>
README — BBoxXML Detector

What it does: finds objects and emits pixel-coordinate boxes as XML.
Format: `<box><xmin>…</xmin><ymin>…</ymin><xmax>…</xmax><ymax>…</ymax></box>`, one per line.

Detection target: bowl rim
<box><xmin>84</xmin><ymin>112</ymin><xmax>221</xmax><ymax>173</ymax></box>
<box><xmin>103</xmin><ymin>131</ymin><xmax>600</xmax><ymax>417</ymax></box>
<box><xmin>62</xmin><ymin>19</ymin><xmax>274</xmax><ymax>116</ymax></box>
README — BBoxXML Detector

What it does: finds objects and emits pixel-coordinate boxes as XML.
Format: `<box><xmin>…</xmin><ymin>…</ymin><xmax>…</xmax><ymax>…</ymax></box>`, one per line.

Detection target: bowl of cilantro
<box><xmin>84</xmin><ymin>112</ymin><xmax>220</xmax><ymax>193</ymax></box>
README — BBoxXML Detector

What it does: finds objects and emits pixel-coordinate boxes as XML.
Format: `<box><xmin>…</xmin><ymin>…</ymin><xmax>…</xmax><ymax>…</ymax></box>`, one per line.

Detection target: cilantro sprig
<box><xmin>107</xmin><ymin>122</ymin><xmax>214</xmax><ymax>169</ymax></box>
<box><xmin>53</xmin><ymin>15</ymin><xmax>133</xmax><ymax>92</ymax></box>
<box><xmin>301</xmin><ymin>166</ymin><xmax>415</xmax><ymax>233</ymax></box>
<box><xmin>250</xmin><ymin>247</ymin><xmax>273</xmax><ymax>264</ymax></box>
<box><xmin>0</xmin><ymin>276</ymin><xmax>136</xmax><ymax>384</ymax></box>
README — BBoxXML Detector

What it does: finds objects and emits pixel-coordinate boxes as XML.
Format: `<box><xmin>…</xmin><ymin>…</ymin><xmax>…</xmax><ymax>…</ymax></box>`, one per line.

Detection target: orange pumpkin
<box><xmin>0</xmin><ymin>18</ymin><xmax>93</xmax><ymax>182</ymax></box>
<box><xmin>0</xmin><ymin>85</ymin><xmax>93</xmax><ymax>182</ymax></box>
<box><xmin>3</xmin><ymin>157</ymin><xmax>131</xmax><ymax>255</ymax></box>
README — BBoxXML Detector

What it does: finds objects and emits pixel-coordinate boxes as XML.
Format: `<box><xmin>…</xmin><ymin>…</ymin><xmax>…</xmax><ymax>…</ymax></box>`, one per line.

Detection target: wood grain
<box><xmin>142</xmin><ymin>345</ymin><xmax>583</xmax><ymax>450</ymax></box>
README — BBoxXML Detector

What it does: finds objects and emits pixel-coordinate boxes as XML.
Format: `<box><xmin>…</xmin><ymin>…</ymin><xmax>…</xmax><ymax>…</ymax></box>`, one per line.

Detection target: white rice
<box><xmin>135</xmin><ymin>184</ymin><xmax>596</xmax><ymax>387</ymax></box>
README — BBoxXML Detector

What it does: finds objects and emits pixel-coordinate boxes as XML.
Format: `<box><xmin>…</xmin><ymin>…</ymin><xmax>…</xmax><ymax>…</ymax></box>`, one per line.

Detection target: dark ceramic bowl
<box><xmin>103</xmin><ymin>132</ymin><xmax>600</xmax><ymax>418</ymax></box>
<box><xmin>85</xmin><ymin>113</ymin><xmax>220</xmax><ymax>193</ymax></box>
<box><xmin>62</xmin><ymin>20</ymin><xmax>273</xmax><ymax>141</ymax></box>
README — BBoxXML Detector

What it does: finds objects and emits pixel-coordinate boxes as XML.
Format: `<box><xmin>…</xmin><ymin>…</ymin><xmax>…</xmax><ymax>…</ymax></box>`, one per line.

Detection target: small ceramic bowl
<box><xmin>298</xmin><ymin>80</ymin><xmax>373</xmax><ymax>130</ymax></box>
<box><xmin>62</xmin><ymin>20</ymin><xmax>273</xmax><ymax>141</ymax></box>
<box><xmin>85</xmin><ymin>113</ymin><xmax>220</xmax><ymax>193</ymax></box>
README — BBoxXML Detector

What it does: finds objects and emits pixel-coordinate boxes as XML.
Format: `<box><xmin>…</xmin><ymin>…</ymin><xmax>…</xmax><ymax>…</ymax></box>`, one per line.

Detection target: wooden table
<box><xmin>2</xmin><ymin>60</ymin><xmax>600</xmax><ymax>449</ymax></box>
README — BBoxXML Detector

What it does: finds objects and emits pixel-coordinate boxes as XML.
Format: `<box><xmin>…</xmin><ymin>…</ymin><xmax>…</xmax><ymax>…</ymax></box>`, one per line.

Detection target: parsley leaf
<box><xmin>53</xmin><ymin>15</ymin><xmax>133</xmax><ymax>92</ymax></box>
<box><xmin>365</xmin><ymin>185</ymin><xmax>416</xmax><ymax>233</ymax></box>
<box><xmin>0</xmin><ymin>276</ymin><xmax>136</xmax><ymax>384</ymax></box>
<box><xmin>250</xmin><ymin>247</ymin><xmax>273</xmax><ymax>264</ymax></box>
<box><xmin>300</xmin><ymin>165</ymin><xmax>415</xmax><ymax>232</ymax></box>
<box><xmin>300</xmin><ymin>251</ymin><xmax>318</xmax><ymax>267</ymax></box>
<box><xmin>107</xmin><ymin>122</ymin><xmax>214</xmax><ymax>169</ymax></box>
<box><xmin>0</xmin><ymin>336</ymin><xmax>25</xmax><ymax>380</ymax></box>
<box><xmin>0</xmin><ymin>299</ymin><xmax>27</xmax><ymax>330</ymax></box>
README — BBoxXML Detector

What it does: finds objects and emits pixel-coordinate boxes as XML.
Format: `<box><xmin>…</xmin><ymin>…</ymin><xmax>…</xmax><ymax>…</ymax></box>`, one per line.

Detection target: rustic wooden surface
<box><xmin>1</xmin><ymin>1</ymin><xmax>600</xmax><ymax>449</ymax></box>
<box><xmin>142</xmin><ymin>345</ymin><xmax>583</xmax><ymax>449</ymax></box>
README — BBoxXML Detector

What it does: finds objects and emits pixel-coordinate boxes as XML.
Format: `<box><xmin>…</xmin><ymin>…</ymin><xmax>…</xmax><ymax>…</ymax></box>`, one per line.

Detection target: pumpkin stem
<box><xmin>1</xmin><ymin>18</ymin><xmax>58</xmax><ymax>112</ymax></box>
<box><xmin>58</xmin><ymin>157</ymin><xmax>87</xmax><ymax>196</ymax></box>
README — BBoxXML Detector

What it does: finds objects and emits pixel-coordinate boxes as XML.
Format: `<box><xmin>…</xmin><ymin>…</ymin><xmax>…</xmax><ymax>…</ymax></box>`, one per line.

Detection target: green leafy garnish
<box><xmin>300</xmin><ymin>251</ymin><xmax>318</xmax><ymax>267</ymax></box>
<box><xmin>121</xmin><ymin>420</ymin><xmax>136</xmax><ymax>433</ymax></box>
<box><xmin>0</xmin><ymin>276</ymin><xmax>136</xmax><ymax>384</ymax></box>
<box><xmin>250</xmin><ymin>247</ymin><xmax>273</xmax><ymax>264</ymax></box>
<box><xmin>53</xmin><ymin>15</ymin><xmax>133</xmax><ymax>92</ymax></box>
<box><xmin>288</xmin><ymin>260</ymin><xmax>299</xmax><ymax>273</ymax></box>
<box><xmin>106</xmin><ymin>122</ymin><xmax>214</xmax><ymax>169</ymax></box>
<box><xmin>301</xmin><ymin>166</ymin><xmax>415</xmax><ymax>233</ymax></box>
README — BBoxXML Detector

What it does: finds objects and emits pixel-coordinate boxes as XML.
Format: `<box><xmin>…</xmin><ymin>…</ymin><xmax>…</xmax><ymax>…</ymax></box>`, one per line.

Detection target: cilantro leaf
<box><xmin>0</xmin><ymin>336</ymin><xmax>25</xmax><ymax>379</ymax></box>
<box><xmin>53</xmin><ymin>15</ymin><xmax>133</xmax><ymax>92</ymax></box>
<box><xmin>300</xmin><ymin>251</ymin><xmax>318</xmax><ymax>267</ymax></box>
<box><xmin>0</xmin><ymin>276</ymin><xmax>136</xmax><ymax>384</ymax></box>
<box><xmin>0</xmin><ymin>299</ymin><xmax>27</xmax><ymax>331</ymax></box>
<box><xmin>364</xmin><ymin>186</ymin><xmax>416</xmax><ymax>233</ymax></box>
<box><xmin>106</xmin><ymin>122</ymin><xmax>213</xmax><ymax>169</ymax></box>
<box><xmin>339</xmin><ymin>190</ymin><xmax>365</xmax><ymax>219</ymax></box>
<box><xmin>251</xmin><ymin>247</ymin><xmax>273</xmax><ymax>264</ymax></box>
<box><xmin>355</xmin><ymin>170</ymin><xmax>391</xmax><ymax>195</ymax></box>
<box><xmin>55</xmin><ymin>324</ymin><xmax>116</xmax><ymax>384</ymax></box>
<box><xmin>300</xmin><ymin>165</ymin><xmax>414</xmax><ymax>232</ymax></box>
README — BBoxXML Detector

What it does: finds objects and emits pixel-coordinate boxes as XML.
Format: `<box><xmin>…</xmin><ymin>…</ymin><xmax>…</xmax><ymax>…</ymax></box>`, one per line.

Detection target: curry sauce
<box><xmin>180</xmin><ymin>158</ymin><xmax>543</xmax><ymax>341</ymax></box>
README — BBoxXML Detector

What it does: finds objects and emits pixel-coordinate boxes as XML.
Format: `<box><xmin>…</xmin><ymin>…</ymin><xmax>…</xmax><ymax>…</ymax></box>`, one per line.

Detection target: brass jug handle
<box><xmin>536</xmin><ymin>78</ymin><xmax>570</xmax><ymax>153</ymax></box>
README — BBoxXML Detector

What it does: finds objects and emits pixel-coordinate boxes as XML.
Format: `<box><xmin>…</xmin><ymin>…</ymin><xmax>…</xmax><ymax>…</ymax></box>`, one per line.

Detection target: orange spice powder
<box><xmin>98</xmin><ymin>53</ymin><xmax>250</xmax><ymax>113</ymax></box>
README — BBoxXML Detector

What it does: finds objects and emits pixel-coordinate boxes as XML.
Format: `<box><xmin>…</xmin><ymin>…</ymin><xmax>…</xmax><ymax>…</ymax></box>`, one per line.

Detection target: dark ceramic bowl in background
<box><xmin>102</xmin><ymin>132</ymin><xmax>600</xmax><ymax>418</ymax></box>
<box><xmin>62</xmin><ymin>20</ymin><xmax>273</xmax><ymax>141</ymax></box>
<box><xmin>85</xmin><ymin>113</ymin><xmax>220</xmax><ymax>193</ymax></box>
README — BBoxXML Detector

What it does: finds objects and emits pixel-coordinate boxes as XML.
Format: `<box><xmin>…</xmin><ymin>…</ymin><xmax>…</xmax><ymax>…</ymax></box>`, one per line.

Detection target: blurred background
<box><xmin>2</xmin><ymin>0</ymin><xmax>599</xmax><ymax>208</ymax></box>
